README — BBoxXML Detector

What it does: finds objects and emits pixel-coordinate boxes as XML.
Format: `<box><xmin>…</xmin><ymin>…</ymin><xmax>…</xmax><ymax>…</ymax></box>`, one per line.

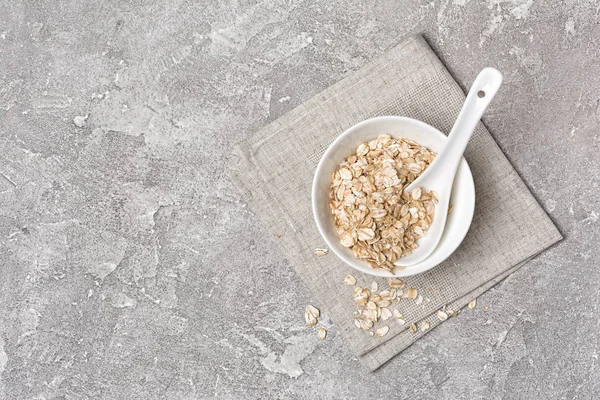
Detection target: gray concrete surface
<box><xmin>0</xmin><ymin>0</ymin><xmax>599</xmax><ymax>399</ymax></box>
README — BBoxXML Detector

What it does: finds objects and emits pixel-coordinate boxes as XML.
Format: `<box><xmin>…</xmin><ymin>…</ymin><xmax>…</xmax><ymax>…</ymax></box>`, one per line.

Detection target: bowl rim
<box><xmin>311</xmin><ymin>115</ymin><xmax>475</xmax><ymax>277</ymax></box>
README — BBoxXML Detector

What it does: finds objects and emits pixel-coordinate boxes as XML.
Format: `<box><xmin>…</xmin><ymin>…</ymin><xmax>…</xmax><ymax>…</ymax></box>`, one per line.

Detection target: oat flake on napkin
<box><xmin>227</xmin><ymin>35</ymin><xmax>562</xmax><ymax>371</ymax></box>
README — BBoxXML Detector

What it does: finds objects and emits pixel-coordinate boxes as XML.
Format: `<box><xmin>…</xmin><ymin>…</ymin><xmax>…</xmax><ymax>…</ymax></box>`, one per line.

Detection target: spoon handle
<box><xmin>435</xmin><ymin>68</ymin><xmax>503</xmax><ymax>182</ymax></box>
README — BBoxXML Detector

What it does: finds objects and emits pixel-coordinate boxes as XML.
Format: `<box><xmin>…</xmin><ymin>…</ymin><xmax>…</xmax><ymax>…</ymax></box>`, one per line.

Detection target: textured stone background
<box><xmin>0</xmin><ymin>0</ymin><xmax>599</xmax><ymax>399</ymax></box>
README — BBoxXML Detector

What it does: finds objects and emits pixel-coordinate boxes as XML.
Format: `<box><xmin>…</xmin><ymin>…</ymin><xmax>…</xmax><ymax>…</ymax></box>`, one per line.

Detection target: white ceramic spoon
<box><xmin>397</xmin><ymin>67</ymin><xmax>503</xmax><ymax>267</ymax></box>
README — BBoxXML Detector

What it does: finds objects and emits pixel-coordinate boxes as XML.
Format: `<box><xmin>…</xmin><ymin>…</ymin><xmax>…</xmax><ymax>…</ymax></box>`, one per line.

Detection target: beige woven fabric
<box><xmin>228</xmin><ymin>35</ymin><xmax>562</xmax><ymax>370</ymax></box>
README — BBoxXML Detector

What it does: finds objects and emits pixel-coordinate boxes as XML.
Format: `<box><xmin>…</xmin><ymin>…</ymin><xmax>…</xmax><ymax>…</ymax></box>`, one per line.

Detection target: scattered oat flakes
<box><xmin>305</xmin><ymin>305</ymin><xmax>319</xmax><ymax>326</ymax></box>
<box><xmin>349</xmin><ymin>278</ymin><xmax>413</xmax><ymax>336</ymax></box>
<box><xmin>448</xmin><ymin>310</ymin><xmax>459</xmax><ymax>317</ymax></box>
<box><xmin>318</xmin><ymin>327</ymin><xmax>327</xmax><ymax>340</ymax></box>
<box><xmin>392</xmin><ymin>309</ymin><xmax>406</xmax><ymax>326</ymax></box>
<box><xmin>314</xmin><ymin>248</ymin><xmax>328</xmax><ymax>256</ymax></box>
<box><xmin>437</xmin><ymin>310</ymin><xmax>448</xmax><ymax>321</ymax></box>
<box><xmin>363</xmin><ymin>309</ymin><xmax>377</xmax><ymax>323</ymax></box>
<box><xmin>388</xmin><ymin>278</ymin><xmax>406</xmax><ymax>289</ymax></box>
<box><xmin>375</xmin><ymin>325</ymin><xmax>389</xmax><ymax>337</ymax></box>
<box><xmin>344</xmin><ymin>274</ymin><xmax>357</xmax><ymax>286</ymax></box>
<box><xmin>329</xmin><ymin>135</ymin><xmax>437</xmax><ymax>272</ymax></box>
<box><xmin>305</xmin><ymin>310</ymin><xmax>317</xmax><ymax>327</ymax></box>
<box><xmin>371</xmin><ymin>281</ymin><xmax>378</xmax><ymax>292</ymax></box>
<box><xmin>356</xmin><ymin>318</ymin><xmax>373</xmax><ymax>330</ymax></box>
<box><xmin>354</xmin><ymin>289</ymin><xmax>369</xmax><ymax>307</ymax></box>
<box><xmin>448</xmin><ymin>204</ymin><xmax>454</xmax><ymax>215</ymax></box>
<box><xmin>468</xmin><ymin>299</ymin><xmax>477</xmax><ymax>309</ymax></box>
<box><xmin>421</xmin><ymin>321</ymin><xmax>430</xmax><ymax>331</ymax></box>
<box><xmin>409</xmin><ymin>323</ymin><xmax>418</xmax><ymax>333</ymax></box>
<box><xmin>483</xmin><ymin>305</ymin><xmax>489</xmax><ymax>311</ymax></box>
<box><xmin>276</xmin><ymin>234</ymin><xmax>281</xmax><ymax>238</ymax></box>
<box><xmin>415</xmin><ymin>294</ymin><xmax>423</xmax><ymax>305</ymax></box>
<box><xmin>377</xmin><ymin>300</ymin><xmax>392</xmax><ymax>309</ymax></box>
<box><xmin>306</xmin><ymin>304</ymin><xmax>320</xmax><ymax>318</ymax></box>
<box><xmin>394</xmin><ymin>308</ymin><xmax>406</xmax><ymax>325</ymax></box>
<box><xmin>381</xmin><ymin>308</ymin><xmax>393</xmax><ymax>321</ymax></box>
<box><xmin>401</xmin><ymin>288</ymin><xmax>418</xmax><ymax>299</ymax></box>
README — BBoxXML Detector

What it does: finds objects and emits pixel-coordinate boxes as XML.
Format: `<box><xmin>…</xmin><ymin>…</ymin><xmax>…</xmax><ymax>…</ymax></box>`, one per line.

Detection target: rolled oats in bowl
<box><xmin>329</xmin><ymin>134</ymin><xmax>438</xmax><ymax>273</ymax></box>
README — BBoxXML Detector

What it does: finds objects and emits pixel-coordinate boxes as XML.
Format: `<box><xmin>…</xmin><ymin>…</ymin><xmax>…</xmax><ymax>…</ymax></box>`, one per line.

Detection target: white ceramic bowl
<box><xmin>312</xmin><ymin>116</ymin><xmax>475</xmax><ymax>277</ymax></box>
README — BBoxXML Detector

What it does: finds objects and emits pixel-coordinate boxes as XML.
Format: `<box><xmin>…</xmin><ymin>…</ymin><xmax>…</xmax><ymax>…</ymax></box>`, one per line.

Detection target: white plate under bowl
<box><xmin>312</xmin><ymin>116</ymin><xmax>475</xmax><ymax>277</ymax></box>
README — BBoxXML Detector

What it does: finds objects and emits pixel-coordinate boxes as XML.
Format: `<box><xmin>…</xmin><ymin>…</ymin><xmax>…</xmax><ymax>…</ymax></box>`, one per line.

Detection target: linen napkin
<box><xmin>227</xmin><ymin>35</ymin><xmax>562</xmax><ymax>370</ymax></box>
